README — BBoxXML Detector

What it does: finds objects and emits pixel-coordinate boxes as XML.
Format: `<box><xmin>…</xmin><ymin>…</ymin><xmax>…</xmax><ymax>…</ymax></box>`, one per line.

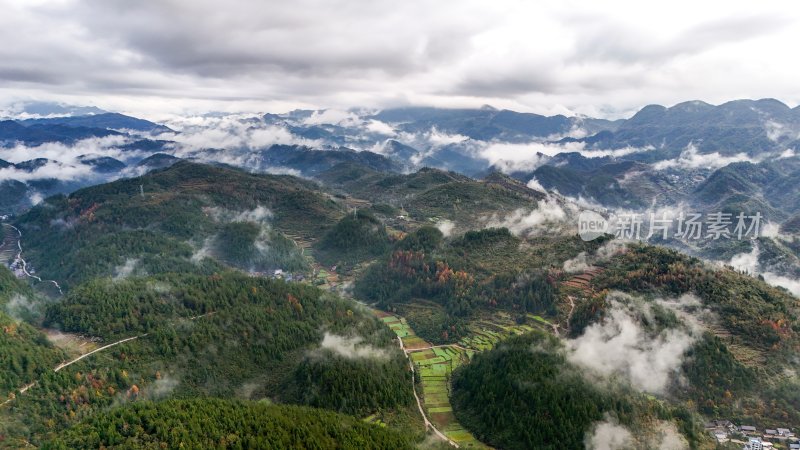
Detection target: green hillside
<box><xmin>2</xmin><ymin>272</ymin><xmax>413</xmax><ymax>447</ymax></box>
<box><xmin>355</xmin><ymin>227</ymin><xmax>604</xmax><ymax>342</ymax></box>
<box><xmin>588</xmin><ymin>244</ymin><xmax>800</xmax><ymax>424</ymax></box>
<box><xmin>313</xmin><ymin>210</ymin><xmax>392</xmax><ymax>269</ymax></box>
<box><xmin>13</xmin><ymin>162</ymin><xmax>343</xmax><ymax>289</ymax></box>
<box><xmin>43</xmin><ymin>398</ymin><xmax>413</xmax><ymax>450</ymax></box>
<box><xmin>451</xmin><ymin>332</ymin><xmax>703</xmax><ymax>450</ymax></box>
<box><xmin>318</xmin><ymin>164</ymin><xmax>536</xmax><ymax>226</ymax></box>
<box><xmin>2</xmin><ymin>156</ymin><xmax>799</xmax><ymax>449</ymax></box>
<box><xmin>0</xmin><ymin>266</ymin><xmax>68</xmax><ymax>401</ymax></box>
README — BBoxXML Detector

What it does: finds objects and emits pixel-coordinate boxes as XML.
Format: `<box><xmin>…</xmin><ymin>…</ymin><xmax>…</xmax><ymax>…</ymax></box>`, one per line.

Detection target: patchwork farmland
<box><xmin>375</xmin><ymin>310</ymin><xmax>553</xmax><ymax>448</ymax></box>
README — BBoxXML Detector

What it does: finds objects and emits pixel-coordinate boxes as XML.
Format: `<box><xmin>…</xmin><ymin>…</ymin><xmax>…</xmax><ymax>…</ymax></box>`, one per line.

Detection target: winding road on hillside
<box><xmin>1</xmin><ymin>313</ymin><xmax>215</xmax><ymax>409</ymax></box>
<box><xmin>1</xmin><ymin>334</ymin><xmax>146</xmax><ymax>409</ymax></box>
<box><xmin>396</xmin><ymin>335</ymin><xmax>458</xmax><ymax>447</ymax></box>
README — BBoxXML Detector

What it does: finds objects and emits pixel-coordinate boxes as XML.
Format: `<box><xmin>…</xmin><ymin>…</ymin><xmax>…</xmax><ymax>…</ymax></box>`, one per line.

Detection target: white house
<box><xmin>744</xmin><ymin>437</ymin><xmax>762</xmax><ymax>450</ymax></box>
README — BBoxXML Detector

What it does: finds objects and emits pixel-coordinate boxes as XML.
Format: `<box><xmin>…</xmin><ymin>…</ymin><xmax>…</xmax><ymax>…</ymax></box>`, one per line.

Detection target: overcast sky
<box><xmin>2</xmin><ymin>0</ymin><xmax>799</xmax><ymax>119</ymax></box>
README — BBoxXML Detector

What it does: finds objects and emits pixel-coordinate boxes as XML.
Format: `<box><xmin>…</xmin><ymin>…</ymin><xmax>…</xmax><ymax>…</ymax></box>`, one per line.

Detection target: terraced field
<box><xmin>0</xmin><ymin>223</ymin><xmax>20</xmax><ymax>266</ymax></box>
<box><xmin>410</xmin><ymin>346</ymin><xmax>477</xmax><ymax>447</ymax></box>
<box><xmin>375</xmin><ymin>310</ymin><xmax>555</xmax><ymax>448</ymax></box>
<box><xmin>377</xmin><ymin>311</ymin><xmax>484</xmax><ymax>448</ymax></box>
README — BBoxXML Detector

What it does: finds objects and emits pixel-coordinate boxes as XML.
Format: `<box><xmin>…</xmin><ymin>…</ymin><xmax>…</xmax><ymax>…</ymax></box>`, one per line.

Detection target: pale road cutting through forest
<box><xmin>1</xmin><ymin>334</ymin><xmax>146</xmax><ymax>409</ymax></box>
<box><xmin>1</xmin><ymin>313</ymin><xmax>215</xmax><ymax>409</ymax></box>
<box><xmin>396</xmin><ymin>335</ymin><xmax>459</xmax><ymax>448</ymax></box>
<box><xmin>5</xmin><ymin>226</ymin><xmax>460</xmax><ymax>447</ymax></box>
<box><xmin>345</xmin><ymin>285</ymin><xmax>460</xmax><ymax>446</ymax></box>
<box><xmin>54</xmin><ymin>334</ymin><xmax>146</xmax><ymax>372</ymax></box>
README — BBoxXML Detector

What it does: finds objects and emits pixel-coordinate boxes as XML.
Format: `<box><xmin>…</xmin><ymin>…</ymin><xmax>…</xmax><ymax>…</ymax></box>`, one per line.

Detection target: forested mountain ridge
<box><xmin>12</xmin><ymin>161</ymin><xmax>345</xmax><ymax>289</ymax></box>
<box><xmin>0</xmin><ymin>266</ymin><xmax>67</xmax><ymax>402</ymax></box>
<box><xmin>42</xmin><ymin>399</ymin><xmax>414</xmax><ymax>450</ymax></box>
<box><xmin>1</xmin><ymin>152</ymin><xmax>798</xmax><ymax>449</ymax></box>
<box><xmin>444</xmin><ymin>242</ymin><xmax>800</xmax><ymax>449</ymax></box>
<box><xmin>451</xmin><ymin>332</ymin><xmax>703</xmax><ymax>450</ymax></box>
<box><xmin>1</xmin><ymin>271</ymin><xmax>415</xmax><ymax>447</ymax></box>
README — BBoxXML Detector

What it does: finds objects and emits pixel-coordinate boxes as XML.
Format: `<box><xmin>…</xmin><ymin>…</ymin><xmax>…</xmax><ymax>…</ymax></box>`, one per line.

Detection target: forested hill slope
<box><xmin>42</xmin><ymin>398</ymin><xmax>414</xmax><ymax>450</ymax></box>
<box><xmin>13</xmin><ymin>161</ymin><xmax>345</xmax><ymax>289</ymax></box>
<box><xmin>0</xmin><ymin>266</ymin><xmax>67</xmax><ymax>401</ymax></box>
<box><xmin>2</xmin><ymin>271</ymin><xmax>414</xmax><ymax>447</ymax></box>
<box><xmin>316</xmin><ymin>163</ymin><xmax>540</xmax><ymax>228</ymax></box>
<box><xmin>451</xmin><ymin>332</ymin><xmax>703</xmax><ymax>450</ymax></box>
<box><xmin>447</xmin><ymin>243</ymin><xmax>800</xmax><ymax>449</ymax></box>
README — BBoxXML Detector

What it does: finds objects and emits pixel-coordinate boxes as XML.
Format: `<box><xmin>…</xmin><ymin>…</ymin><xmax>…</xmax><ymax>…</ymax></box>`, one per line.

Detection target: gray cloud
<box><xmin>585</xmin><ymin>416</ymin><xmax>634</xmax><ymax>450</ymax></box>
<box><xmin>113</xmin><ymin>258</ymin><xmax>140</xmax><ymax>281</ymax></box>
<box><xmin>585</xmin><ymin>416</ymin><xmax>688</xmax><ymax>450</ymax></box>
<box><xmin>0</xmin><ymin>1</ymin><xmax>799</xmax><ymax>117</ymax></box>
<box><xmin>570</xmin><ymin>14</ymin><xmax>789</xmax><ymax>65</ymax></box>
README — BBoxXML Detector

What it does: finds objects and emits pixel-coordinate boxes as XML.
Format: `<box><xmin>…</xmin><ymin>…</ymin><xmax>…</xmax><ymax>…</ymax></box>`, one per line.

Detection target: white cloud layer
<box><xmin>727</xmin><ymin>244</ymin><xmax>800</xmax><ymax>297</ymax></box>
<box><xmin>653</xmin><ymin>144</ymin><xmax>756</xmax><ymax>170</ymax></box>
<box><xmin>585</xmin><ymin>417</ymin><xmax>688</xmax><ymax>450</ymax></box>
<box><xmin>567</xmin><ymin>292</ymin><xmax>700</xmax><ymax>394</ymax></box>
<box><xmin>318</xmin><ymin>332</ymin><xmax>388</xmax><ymax>359</ymax></box>
<box><xmin>483</xmin><ymin>196</ymin><xmax>573</xmax><ymax>236</ymax></box>
<box><xmin>482</xmin><ymin>141</ymin><xmax>656</xmax><ymax>173</ymax></box>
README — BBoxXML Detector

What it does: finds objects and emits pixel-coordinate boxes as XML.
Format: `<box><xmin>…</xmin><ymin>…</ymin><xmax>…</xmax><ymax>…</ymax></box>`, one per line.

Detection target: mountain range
<box><xmin>1</xmin><ymin>148</ymin><xmax>797</xmax><ymax>448</ymax></box>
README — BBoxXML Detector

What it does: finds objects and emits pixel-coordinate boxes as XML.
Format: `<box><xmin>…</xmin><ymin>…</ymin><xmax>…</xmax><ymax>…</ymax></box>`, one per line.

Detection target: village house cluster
<box><xmin>705</xmin><ymin>421</ymin><xmax>798</xmax><ymax>449</ymax></box>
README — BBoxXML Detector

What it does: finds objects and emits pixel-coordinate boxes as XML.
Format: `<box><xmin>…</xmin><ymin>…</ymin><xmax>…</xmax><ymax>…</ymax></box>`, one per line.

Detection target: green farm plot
<box><xmin>379</xmin><ymin>314</ymin><xmax>415</xmax><ymax>340</ymax></box>
<box><xmin>411</xmin><ymin>345</ymin><xmax>489</xmax><ymax>447</ymax></box>
<box><xmin>388</xmin><ymin>325</ymin><xmax>410</xmax><ymax>338</ymax></box>
<box><xmin>424</xmin><ymin>393</ymin><xmax>449</xmax><ymax>404</ymax></box>
<box><xmin>428</xmin><ymin>406</ymin><xmax>452</xmax><ymax>413</ymax></box>
<box><xmin>419</xmin><ymin>364</ymin><xmax>449</xmax><ymax>378</ymax></box>
<box><xmin>457</xmin><ymin>314</ymin><xmax>552</xmax><ymax>353</ymax></box>
<box><xmin>410</xmin><ymin>351</ymin><xmax>434</xmax><ymax>362</ymax></box>
<box><xmin>372</xmin><ymin>309</ymin><xmax>490</xmax><ymax>448</ymax></box>
<box><xmin>528</xmin><ymin>314</ymin><xmax>552</xmax><ymax>325</ymax></box>
<box><xmin>459</xmin><ymin>334</ymin><xmax>496</xmax><ymax>351</ymax></box>
<box><xmin>432</xmin><ymin>347</ymin><xmax>458</xmax><ymax>360</ymax></box>
<box><xmin>447</xmin><ymin>430</ymin><xmax>476</xmax><ymax>442</ymax></box>
<box><xmin>422</xmin><ymin>356</ymin><xmax>446</xmax><ymax>365</ymax></box>
<box><xmin>401</xmin><ymin>336</ymin><xmax>428</xmax><ymax>349</ymax></box>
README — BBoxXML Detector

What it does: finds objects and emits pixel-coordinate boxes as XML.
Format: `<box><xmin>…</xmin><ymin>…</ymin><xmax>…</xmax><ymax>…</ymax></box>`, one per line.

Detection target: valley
<box><xmin>5</xmin><ymin>1</ymin><xmax>800</xmax><ymax>448</ymax></box>
<box><xmin>0</xmin><ymin>104</ymin><xmax>798</xmax><ymax>450</ymax></box>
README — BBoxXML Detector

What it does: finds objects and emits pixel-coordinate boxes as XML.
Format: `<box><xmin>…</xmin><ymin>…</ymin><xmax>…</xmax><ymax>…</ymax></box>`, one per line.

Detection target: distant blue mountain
<box><xmin>371</xmin><ymin>106</ymin><xmax>621</xmax><ymax>142</ymax></box>
<box><xmin>77</xmin><ymin>155</ymin><xmax>127</xmax><ymax>173</ymax></box>
<box><xmin>0</xmin><ymin>120</ymin><xmax>123</xmax><ymax>146</ymax></box>
<box><xmin>573</xmin><ymin>99</ymin><xmax>800</xmax><ymax>157</ymax></box>
<box><xmin>120</xmin><ymin>139</ymin><xmax>172</xmax><ymax>152</ymax></box>
<box><xmin>14</xmin><ymin>158</ymin><xmax>54</xmax><ymax>172</ymax></box>
<box><xmin>21</xmin><ymin>112</ymin><xmax>173</xmax><ymax>133</ymax></box>
<box><xmin>136</xmin><ymin>153</ymin><xmax>181</xmax><ymax>170</ymax></box>
<box><xmin>13</xmin><ymin>101</ymin><xmax>107</xmax><ymax>117</ymax></box>
<box><xmin>258</xmin><ymin>144</ymin><xmax>400</xmax><ymax>176</ymax></box>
